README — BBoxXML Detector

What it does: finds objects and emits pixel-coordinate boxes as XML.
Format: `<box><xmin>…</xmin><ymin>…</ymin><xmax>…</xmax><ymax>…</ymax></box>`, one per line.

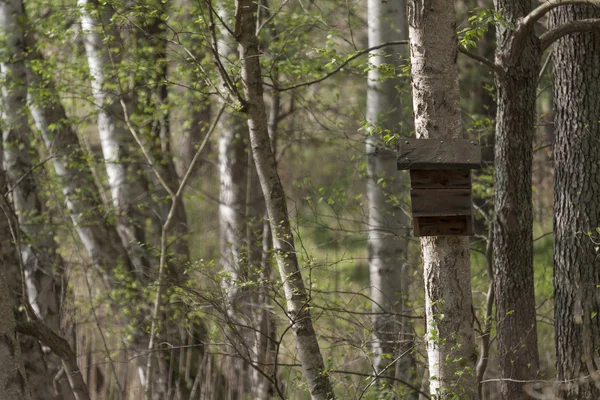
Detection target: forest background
<box><xmin>0</xmin><ymin>0</ymin><xmax>598</xmax><ymax>399</ymax></box>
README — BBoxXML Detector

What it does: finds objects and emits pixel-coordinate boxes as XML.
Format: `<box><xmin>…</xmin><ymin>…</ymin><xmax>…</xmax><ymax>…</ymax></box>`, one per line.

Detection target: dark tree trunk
<box><xmin>552</xmin><ymin>4</ymin><xmax>600</xmax><ymax>399</ymax></box>
<box><xmin>492</xmin><ymin>0</ymin><xmax>541</xmax><ymax>398</ymax></box>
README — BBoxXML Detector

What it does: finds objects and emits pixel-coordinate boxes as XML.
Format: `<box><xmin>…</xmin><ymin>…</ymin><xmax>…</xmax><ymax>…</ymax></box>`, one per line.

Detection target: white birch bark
<box><xmin>366</xmin><ymin>0</ymin><xmax>416</xmax><ymax>390</ymax></box>
<box><xmin>25</xmin><ymin>45</ymin><xmax>134</xmax><ymax>284</ymax></box>
<box><xmin>0</xmin><ymin>2</ymin><xmax>66</xmax><ymax>398</ymax></box>
<box><xmin>216</xmin><ymin>3</ymin><xmax>271</xmax><ymax>395</ymax></box>
<box><xmin>0</xmin><ymin>0</ymin><xmax>61</xmax><ymax>336</ymax></box>
<box><xmin>407</xmin><ymin>0</ymin><xmax>478</xmax><ymax>397</ymax></box>
<box><xmin>234</xmin><ymin>0</ymin><xmax>334</xmax><ymax>398</ymax></box>
<box><xmin>78</xmin><ymin>0</ymin><xmax>149</xmax><ymax>279</ymax></box>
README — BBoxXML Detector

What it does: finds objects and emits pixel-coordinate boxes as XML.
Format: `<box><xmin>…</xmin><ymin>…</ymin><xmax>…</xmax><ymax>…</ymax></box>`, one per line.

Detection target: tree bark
<box><xmin>492</xmin><ymin>0</ymin><xmax>541</xmax><ymax>397</ymax></box>
<box><xmin>215</xmin><ymin>3</ymin><xmax>272</xmax><ymax>395</ymax></box>
<box><xmin>16</xmin><ymin>320</ymin><xmax>91</xmax><ymax>400</ymax></box>
<box><xmin>407</xmin><ymin>0</ymin><xmax>478</xmax><ymax>397</ymax></box>
<box><xmin>0</xmin><ymin>271</ymin><xmax>31</xmax><ymax>400</ymax></box>
<box><xmin>552</xmin><ymin>4</ymin><xmax>600</xmax><ymax>399</ymax></box>
<box><xmin>24</xmin><ymin>16</ymin><xmax>134</xmax><ymax>292</ymax></box>
<box><xmin>234</xmin><ymin>0</ymin><xmax>335</xmax><ymax>398</ymax></box>
<box><xmin>366</xmin><ymin>0</ymin><xmax>416</xmax><ymax>393</ymax></box>
<box><xmin>0</xmin><ymin>1</ymin><xmax>65</xmax><ymax>398</ymax></box>
<box><xmin>0</xmin><ymin>147</ymin><xmax>31</xmax><ymax>400</ymax></box>
<box><xmin>78</xmin><ymin>0</ymin><xmax>150</xmax><ymax>280</ymax></box>
<box><xmin>1</xmin><ymin>0</ymin><xmax>62</xmax><ymax>331</ymax></box>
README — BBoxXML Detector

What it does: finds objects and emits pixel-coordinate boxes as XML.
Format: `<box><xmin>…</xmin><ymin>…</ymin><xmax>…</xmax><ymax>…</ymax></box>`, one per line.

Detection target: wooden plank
<box><xmin>397</xmin><ymin>138</ymin><xmax>481</xmax><ymax>170</ymax></box>
<box><xmin>410</xmin><ymin>169</ymin><xmax>471</xmax><ymax>189</ymax></box>
<box><xmin>413</xmin><ymin>216</ymin><xmax>474</xmax><ymax>236</ymax></box>
<box><xmin>410</xmin><ymin>188</ymin><xmax>473</xmax><ymax>217</ymax></box>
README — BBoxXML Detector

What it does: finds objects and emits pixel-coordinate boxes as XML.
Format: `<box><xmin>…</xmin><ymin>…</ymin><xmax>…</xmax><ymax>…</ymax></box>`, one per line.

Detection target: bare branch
<box><xmin>540</xmin><ymin>18</ymin><xmax>600</xmax><ymax>49</ymax></box>
<box><xmin>458</xmin><ymin>46</ymin><xmax>503</xmax><ymax>74</ymax></box>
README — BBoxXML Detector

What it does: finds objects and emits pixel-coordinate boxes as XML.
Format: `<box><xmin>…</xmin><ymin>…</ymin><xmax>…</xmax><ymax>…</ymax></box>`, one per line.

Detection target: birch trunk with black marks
<box><xmin>216</xmin><ymin>3</ymin><xmax>270</xmax><ymax>395</ymax></box>
<box><xmin>407</xmin><ymin>0</ymin><xmax>478</xmax><ymax>397</ymax></box>
<box><xmin>235</xmin><ymin>0</ymin><xmax>334</xmax><ymax>398</ymax></box>
<box><xmin>78</xmin><ymin>0</ymin><xmax>150</xmax><ymax>280</ymax></box>
<box><xmin>26</xmin><ymin>48</ymin><xmax>133</xmax><ymax>287</ymax></box>
<box><xmin>0</xmin><ymin>1</ymin><xmax>64</xmax><ymax>398</ymax></box>
<box><xmin>552</xmin><ymin>4</ymin><xmax>600</xmax><ymax>399</ymax></box>
<box><xmin>366</xmin><ymin>0</ymin><xmax>416</xmax><ymax>391</ymax></box>
<box><xmin>493</xmin><ymin>0</ymin><xmax>541</xmax><ymax>397</ymax></box>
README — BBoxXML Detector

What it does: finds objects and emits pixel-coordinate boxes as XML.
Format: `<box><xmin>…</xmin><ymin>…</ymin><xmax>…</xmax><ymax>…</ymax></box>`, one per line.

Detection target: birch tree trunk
<box><xmin>407</xmin><ymin>0</ymin><xmax>478</xmax><ymax>397</ymax></box>
<box><xmin>234</xmin><ymin>0</ymin><xmax>335</xmax><ymax>398</ymax></box>
<box><xmin>552</xmin><ymin>4</ymin><xmax>600</xmax><ymax>399</ymax></box>
<box><xmin>493</xmin><ymin>0</ymin><xmax>541</xmax><ymax>397</ymax></box>
<box><xmin>0</xmin><ymin>0</ymin><xmax>62</xmax><ymax>330</ymax></box>
<box><xmin>25</xmin><ymin>41</ymin><xmax>134</xmax><ymax>289</ymax></box>
<box><xmin>0</xmin><ymin>2</ymin><xmax>65</xmax><ymax>398</ymax></box>
<box><xmin>366</xmin><ymin>0</ymin><xmax>416</xmax><ymax>391</ymax></box>
<box><xmin>216</xmin><ymin>3</ymin><xmax>271</xmax><ymax>395</ymax></box>
<box><xmin>78</xmin><ymin>0</ymin><xmax>150</xmax><ymax>280</ymax></box>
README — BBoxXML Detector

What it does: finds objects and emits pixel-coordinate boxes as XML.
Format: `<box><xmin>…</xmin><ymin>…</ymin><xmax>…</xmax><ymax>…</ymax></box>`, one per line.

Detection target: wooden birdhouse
<box><xmin>397</xmin><ymin>138</ymin><xmax>481</xmax><ymax>236</ymax></box>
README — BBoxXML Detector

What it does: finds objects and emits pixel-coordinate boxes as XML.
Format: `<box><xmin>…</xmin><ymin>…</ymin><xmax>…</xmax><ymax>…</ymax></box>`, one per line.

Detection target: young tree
<box><xmin>552</xmin><ymin>4</ymin><xmax>600</xmax><ymax>399</ymax></box>
<box><xmin>366</xmin><ymin>0</ymin><xmax>415</xmax><ymax>391</ymax></box>
<box><xmin>209</xmin><ymin>1</ymin><xmax>272</xmax><ymax>394</ymax></box>
<box><xmin>232</xmin><ymin>0</ymin><xmax>335</xmax><ymax>398</ymax></box>
<box><xmin>407</xmin><ymin>0</ymin><xmax>478</xmax><ymax>397</ymax></box>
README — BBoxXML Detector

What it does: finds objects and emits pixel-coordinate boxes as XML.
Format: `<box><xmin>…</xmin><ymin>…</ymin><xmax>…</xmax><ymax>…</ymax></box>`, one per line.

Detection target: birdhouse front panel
<box><xmin>397</xmin><ymin>139</ymin><xmax>481</xmax><ymax>237</ymax></box>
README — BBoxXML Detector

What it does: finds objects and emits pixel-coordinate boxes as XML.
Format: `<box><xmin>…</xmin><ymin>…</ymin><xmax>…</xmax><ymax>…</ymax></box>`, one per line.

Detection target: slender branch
<box><xmin>357</xmin><ymin>348</ymin><xmax>418</xmax><ymax>400</ymax></box>
<box><xmin>537</xmin><ymin>51</ymin><xmax>553</xmax><ymax>84</ymax></box>
<box><xmin>3</xmin><ymin>155</ymin><xmax>54</xmax><ymax>196</ymax></box>
<box><xmin>534</xmin><ymin>231</ymin><xmax>554</xmax><ymax>242</ymax></box>
<box><xmin>257</xmin><ymin>0</ymin><xmax>290</xmax><ymax>34</ymax></box>
<box><xmin>119</xmin><ymin>98</ymin><xmax>175</xmax><ymax>198</ymax></box>
<box><xmin>270</xmin><ymin>40</ymin><xmax>409</xmax><ymax>92</ymax></box>
<box><xmin>476</xmin><ymin>227</ymin><xmax>494</xmax><ymax>399</ymax></box>
<box><xmin>540</xmin><ymin>18</ymin><xmax>600</xmax><ymax>50</ymax></box>
<box><xmin>458</xmin><ymin>46</ymin><xmax>502</xmax><ymax>74</ymax></box>
<box><xmin>176</xmin><ymin>103</ymin><xmax>226</xmax><ymax>198</ymax></box>
<box><xmin>332</xmin><ymin>369</ymin><xmax>430</xmax><ymax>399</ymax></box>
<box><xmin>205</xmin><ymin>0</ymin><xmax>247</xmax><ymax>108</ymax></box>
